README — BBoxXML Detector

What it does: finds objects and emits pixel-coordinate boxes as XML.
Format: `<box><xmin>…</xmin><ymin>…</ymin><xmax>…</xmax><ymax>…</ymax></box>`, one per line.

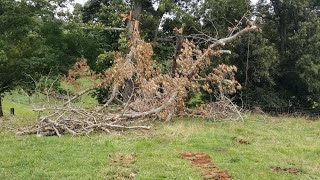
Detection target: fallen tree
<box><xmin>17</xmin><ymin>17</ymin><xmax>259</xmax><ymax>136</ymax></box>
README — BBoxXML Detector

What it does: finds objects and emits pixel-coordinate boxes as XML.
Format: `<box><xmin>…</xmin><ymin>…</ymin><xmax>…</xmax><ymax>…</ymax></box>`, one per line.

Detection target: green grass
<box><xmin>1</xmin><ymin>113</ymin><xmax>320</xmax><ymax>179</ymax></box>
<box><xmin>1</xmin><ymin>90</ymin><xmax>320</xmax><ymax>179</ymax></box>
<box><xmin>59</xmin><ymin>77</ymin><xmax>98</xmax><ymax>108</ymax></box>
<box><xmin>2</xmin><ymin>77</ymin><xmax>98</xmax><ymax>120</ymax></box>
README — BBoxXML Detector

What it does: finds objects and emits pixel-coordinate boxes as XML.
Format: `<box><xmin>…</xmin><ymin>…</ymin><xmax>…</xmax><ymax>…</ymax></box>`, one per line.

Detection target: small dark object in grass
<box><xmin>10</xmin><ymin>108</ymin><xmax>14</xmax><ymax>115</ymax></box>
<box><xmin>232</xmin><ymin>137</ymin><xmax>251</xmax><ymax>145</ymax></box>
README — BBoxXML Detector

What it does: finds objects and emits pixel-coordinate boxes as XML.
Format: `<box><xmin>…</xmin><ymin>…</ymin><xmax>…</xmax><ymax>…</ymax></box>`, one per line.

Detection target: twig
<box><xmin>188</xmin><ymin>25</ymin><xmax>259</xmax><ymax>78</ymax></box>
<box><xmin>96</xmin><ymin>84</ymin><xmax>119</xmax><ymax>112</ymax></box>
<box><xmin>63</xmin><ymin>87</ymin><xmax>95</xmax><ymax>106</ymax></box>
<box><xmin>52</xmin><ymin>124</ymin><xmax>61</xmax><ymax>137</ymax></box>
<box><xmin>120</xmin><ymin>92</ymin><xmax>177</xmax><ymax>119</ymax></box>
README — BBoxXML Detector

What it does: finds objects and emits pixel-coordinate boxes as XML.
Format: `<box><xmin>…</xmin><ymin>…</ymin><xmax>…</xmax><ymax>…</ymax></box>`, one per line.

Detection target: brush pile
<box><xmin>17</xmin><ymin>22</ymin><xmax>258</xmax><ymax>136</ymax></box>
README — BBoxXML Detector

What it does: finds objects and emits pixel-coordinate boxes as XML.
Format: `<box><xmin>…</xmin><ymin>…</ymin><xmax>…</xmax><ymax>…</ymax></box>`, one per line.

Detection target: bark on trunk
<box><xmin>271</xmin><ymin>0</ymin><xmax>287</xmax><ymax>60</ymax></box>
<box><xmin>171</xmin><ymin>28</ymin><xmax>184</xmax><ymax>78</ymax></box>
<box><xmin>0</xmin><ymin>96</ymin><xmax>3</xmax><ymax>117</ymax></box>
<box><xmin>152</xmin><ymin>18</ymin><xmax>162</xmax><ymax>45</ymax></box>
<box><xmin>127</xmin><ymin>0</ymin><xmax>142</xmax><ymax>40</ymax></box>
<box><xmin>123</xmin><ymin>79</ymin><xmax>134</xmax><ymax>102</ymax></box>
<box><xmin>152</xmin><ymin>9</ymin><xmax>167</xmax><ymax>45</ymax></box>
<box><xmin>123</xmin><ymin>0</ymin><xmax>142</xmax><ymax>102</ymax></box>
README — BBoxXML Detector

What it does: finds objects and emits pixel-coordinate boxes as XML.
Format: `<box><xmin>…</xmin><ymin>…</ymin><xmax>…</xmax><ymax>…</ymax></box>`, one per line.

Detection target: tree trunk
<box><xmin>271</xmin><ymin>0</ymin><xmax>287</xmax><ymax>60</ymax></box>
<box><xmin>123</xmin><ymin>0</ymin><xmax>142</xmax><ymax>102</ymax></box>
<box><xmin>152</xmin><ymin>8</ymin><xmax>167</xmax><ymax>45</ymax></box>
<box><xmin>152</xmin><ymin>18</ymin><xmax>162</xmax><ymax>45</ymax></box>
<box><xmin>279</xmin><ymin>14</ymin><xmax>287</xmax><ymax>60</ymax></box>
<box><xmin>123</xmin><ymin>79</ymin><xmax>134</xmax><ymax>102</ymax></box>
<box><xmin>127</xmin><ymin>0</ymin><xmax>142</xmax><ymax>40</ymax></box>
<box><xmin>171</xmin><ymin>28</ymin><xmax>184</xmax><ymax>78</ymax></box>
<box><xmin>0</xmin><ymin>96</ymin><xmax>3</xmax><ymax>117</ymax></box>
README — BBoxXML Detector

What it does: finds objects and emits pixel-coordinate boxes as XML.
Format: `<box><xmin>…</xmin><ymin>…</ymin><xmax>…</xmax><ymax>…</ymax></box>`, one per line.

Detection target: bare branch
<box><xmin>215</xmin><ymin>25</ymin><xmax>259</xmax><ymax>46</ymax></box>
<box><xmin>120</xmin><ymin>92</ymin><xmax>177</xmax><ymax>119</ymax></box>
<box><xmin>188</xmin><ymin>25</ymin><xmax>259</xmax><ymax>78</ymax></box>
<box><xmin>63</xmin><ymin>87</ymin><xmax>95</xmax><ymax>107</ymax></box>
<box><xmin>81</xmin><ymin>27</ymin><xmax>126</xmax><ymax>31</ymax></box>
<box><xmin>96</xmin><ymin>84</ymin><xmax>119</xmax><ymax>112</ymax></box>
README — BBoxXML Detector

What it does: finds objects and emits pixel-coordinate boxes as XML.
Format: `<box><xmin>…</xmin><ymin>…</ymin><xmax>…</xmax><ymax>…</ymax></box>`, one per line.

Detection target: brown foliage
<box><xmin>94</xmin><ymin>31</ymin><xmax>243</xmax><ymax>120</ymax></box>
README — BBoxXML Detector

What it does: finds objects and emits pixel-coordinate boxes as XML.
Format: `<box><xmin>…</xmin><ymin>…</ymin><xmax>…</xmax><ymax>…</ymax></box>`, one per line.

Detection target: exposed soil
<box><xmin>232</xmin><ymin>137</ymin><xmax>251</xmax><ymax>145</ymax></box>
<box><xmin>272</xmin><ymin>166</ymin><xmax>301</xmax><ymax>175</ymax></box>
<box><xmin>107</xmin><ymin>153</ymin><xmax>137</xmax><ymax>179</ymax></box>
<box><xmin>109</xmin><ymin>153</ymin><xmax>136</xmax><ymax>167</ymax></box>
<box><xmin>181</xmin><ymin>152</ymin><xmax>232</xmax><ymax>180</ymax></box>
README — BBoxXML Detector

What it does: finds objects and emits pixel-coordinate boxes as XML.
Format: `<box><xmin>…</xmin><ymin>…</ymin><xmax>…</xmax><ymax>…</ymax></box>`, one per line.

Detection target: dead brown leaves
<box><xmin>66</xmin><ymin>27</ymin><xmax>243</xmax><ymax>122</ymax></box>
<box><xmin>64</xmin><ymin>58</ymin><xmax>93</xmax><ymax>90</ymax></box>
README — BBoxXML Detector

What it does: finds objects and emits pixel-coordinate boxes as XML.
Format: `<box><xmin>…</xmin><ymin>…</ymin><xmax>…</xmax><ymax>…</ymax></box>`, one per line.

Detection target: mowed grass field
<box><xmin>0</xmin><ymin>93</ymin><xmax>320</xmax><ymax>179</ymax></box>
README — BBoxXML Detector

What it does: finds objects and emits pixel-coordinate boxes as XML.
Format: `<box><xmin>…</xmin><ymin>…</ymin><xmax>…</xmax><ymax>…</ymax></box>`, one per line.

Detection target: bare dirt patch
<box><xmin>181</xmin><ymin>152</ymin><xmax>232</xmax><ymax>180</ymax></box>
<box><xmin>110</xmin><ymin>153</ymin><xmax>136</xmax><ymax>167</ymax></box>
<box><xmin>232</xmin><ymin>137</ymin><xmax>251</xmax><ymax>145</ymax></box>
<box><xmin>107</xmin><ymin>153</ymin><xmax>137</xmax><ymax>179</ymax></box>
<box><xmin>272</xmin><ymin>166</ymin><xmax>301</xmax><ymax>175</ymax></box>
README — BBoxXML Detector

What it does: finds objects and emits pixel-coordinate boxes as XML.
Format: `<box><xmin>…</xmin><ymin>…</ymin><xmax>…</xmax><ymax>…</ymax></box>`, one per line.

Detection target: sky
<box><xmin>74</xmin><ymin>0</ymin><xmax>260</xmax><ymax>5</ymax></box>
<box><xmin>74</xmin><ymin>0</ymin><xmax>87</xmax><ymax>5</ymax></box>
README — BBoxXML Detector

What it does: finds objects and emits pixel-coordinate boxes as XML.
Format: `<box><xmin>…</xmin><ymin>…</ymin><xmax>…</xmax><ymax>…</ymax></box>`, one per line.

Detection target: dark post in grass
<box><xmin>0</xmin><ymin>97</ymin><xmax>3</xmax><ymax>117</ymax></box>
<box><xmin>10</xmin><ymin>108</ymin><xmax>14</xmax><ymax>115</ymax></box>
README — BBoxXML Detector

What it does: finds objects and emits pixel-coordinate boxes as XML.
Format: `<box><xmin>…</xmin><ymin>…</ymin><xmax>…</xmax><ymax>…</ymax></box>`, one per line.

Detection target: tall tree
<box><xmin>0</xmin><ymin>0</ymin><xmax>95</xmax><ymax>116</ymax></box>
<box><xmin>253</xmin><ymin>0</ymin><xmax>320</xmax><ymax>108</ymax></box>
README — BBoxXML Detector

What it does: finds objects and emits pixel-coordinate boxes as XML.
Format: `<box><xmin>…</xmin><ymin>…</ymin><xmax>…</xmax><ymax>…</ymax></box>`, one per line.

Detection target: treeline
<box><xmin>0</xmin><ymin>0</ymin><xmax>319</xmax><ymax>116</ymax></box>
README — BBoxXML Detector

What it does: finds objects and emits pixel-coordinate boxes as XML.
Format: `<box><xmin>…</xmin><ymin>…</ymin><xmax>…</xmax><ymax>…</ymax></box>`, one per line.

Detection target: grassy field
<box><xmin>1</xmin><ymin>114</ymin><xmax>320</xmax><ymax>179</ymax></box>
<box><xmin>0</xmin><ymin>92</ymin><xmax>320</xmax><ymax>179</ymax></box>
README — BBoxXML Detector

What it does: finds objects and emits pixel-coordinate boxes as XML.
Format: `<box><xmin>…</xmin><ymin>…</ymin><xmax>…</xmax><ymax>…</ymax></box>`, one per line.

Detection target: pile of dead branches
<box><xmin>17</xmin><ymin>22</ymin><xmax>258</xmax><ymax>137</ymax></box>
<box><xmin>185</xmin><ymin>97</ymin><xmax>243</xmax><ymax>121</ymax></box>
<box><xmin>17</xmin><ymin>86</ymin><xmax>176</xmax><ymax>137</ymax></box>
<box><xmin>17</xmin><ymin>87</ymin><xmax>177</xmax><ymax>137</ymax></box>
<box><xmin>17</xmin><ymin>106</ymin><xmax>152</xmax><ymax>137</ymax></box>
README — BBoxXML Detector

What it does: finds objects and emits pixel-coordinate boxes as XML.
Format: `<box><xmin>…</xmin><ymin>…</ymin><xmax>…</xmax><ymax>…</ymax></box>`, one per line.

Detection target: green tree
<box><xmin>256</xmin><ymin>0</ymin><xmax>320</xmax><ymax>108</ymax></box>
<box><xmin>288</xmin><ymin>13</ymin><xmax>320</xmax><ymax>107</ymax></box>
<box><xmin>0</xmin><ymin>0</ymin><xmax>96</xmax><ymax>116</ymax></box>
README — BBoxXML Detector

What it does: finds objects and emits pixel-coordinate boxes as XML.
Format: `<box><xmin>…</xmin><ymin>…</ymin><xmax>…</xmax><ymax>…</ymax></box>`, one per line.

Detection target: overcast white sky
<box><xmin>74</xmin><ymin>0</ymin><xmax>87</xmax><ymax>5</ymax></box>
<box><xmin>74</xmin><ymin>0</ymin><xmax>260</xmax><ymax>5</ymax></box>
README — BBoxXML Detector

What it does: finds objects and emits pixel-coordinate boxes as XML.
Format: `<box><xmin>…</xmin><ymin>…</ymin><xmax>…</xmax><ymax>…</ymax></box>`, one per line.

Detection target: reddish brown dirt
<box><xmin>181</xmin><ymin>152</ymin><xmax>232</xmax><ymax>180</ymax></box>
<box><xmin>272</xmin><ymin>166</ymin><xmax>301</xmax><ymax>175</ymax></box>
